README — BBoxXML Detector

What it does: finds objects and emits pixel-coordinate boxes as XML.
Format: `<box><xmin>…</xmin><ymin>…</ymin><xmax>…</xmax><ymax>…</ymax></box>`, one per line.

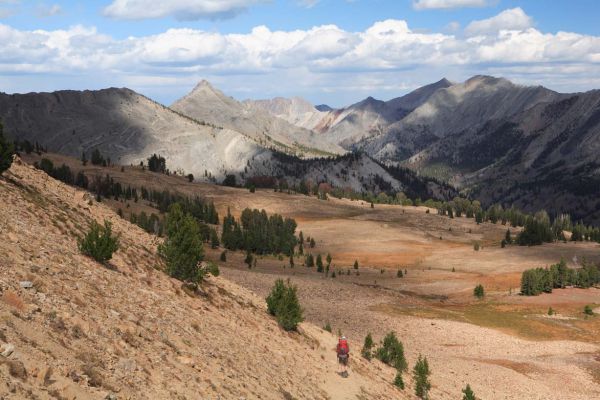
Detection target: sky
<box><xmin>1</xmin><ymin>0</ymin><xmax>600</xmax><ymax>107</ymax></box>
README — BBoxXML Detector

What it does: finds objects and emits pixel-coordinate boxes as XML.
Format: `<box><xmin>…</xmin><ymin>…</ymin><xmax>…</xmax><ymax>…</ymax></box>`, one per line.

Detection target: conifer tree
<box><xmin>413</xmin><ymin>355</ymin><xmax>431</xmax><ymax>399</ymax></box>
<box><xmin>361</xmin><ymin>333</ymin><xmax>374</xmax><ymax>360</ymax></box>
<box><xmin>220</xmin><ymin>250</ymin><xmax>227</xmax><ymax>262</ymax></box>
<box><xmin>159</xmin><ymin>204</ymin><xmax>205</xmax><ymax>283</ymax></box>
<box><xmin>354</xmin><ymin>260</ymin><xmax>359</xmax><ymax>270</ymax></box>
<box><xmin>289</xmin><ymin>254</ymin><xmax>294</xmax><ymax>268</ymax></box>
<box><xmin>462</xmin><ymin>384</ymin><xmax>476</xmax><ymax>400</ymax></box>
<box><xmin>316</xmin><ymin>254</ymin><xmax>324</xmax><ymax>272</ymax></box>
<box><xmin>0</xmin><ymin>121</ymin><xmax>14</xmax><ymax>175</ymax></box>
<box><xmin>326</xmin><ymin>253</ymin><xmax>332</xmax><ymax>267</ymax></box>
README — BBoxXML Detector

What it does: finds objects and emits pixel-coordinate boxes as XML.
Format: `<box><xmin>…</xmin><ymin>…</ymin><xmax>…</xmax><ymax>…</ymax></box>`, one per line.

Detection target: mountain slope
<box><xmin>0</xmin><ymin>158</ymin><xmax>405</xmax><ymax>399</ymax></box>
<box><xmin>360</xmin><ymin>75</ymin><xmax>561</xmax><ymax>161</ymax></box>
<box><xmin>171</xmin><ymin>81</ymin><xmax>345</xmax><ymax>157</ymax></box>
<box><xmin>317</xmin><ymin>78</ymin><xmax>453</xmax><ymax>147</ymax></box>
<box><xmin>243</xmin><ymin>96</ymin><xmax>326</xmax><ymax>131</ymax></box>
<box><xmin>0</xmin><ymin>87</ymin><xmax>271</xmax><ymax>181</ymax></box>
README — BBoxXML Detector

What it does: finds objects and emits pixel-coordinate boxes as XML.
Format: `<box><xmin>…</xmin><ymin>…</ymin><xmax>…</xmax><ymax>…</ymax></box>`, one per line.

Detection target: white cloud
<box><xmin>413</xmin><ymin>0</ymin><xmax>494</xmax><ymax>10</ymax></box>
<box><xmin>103</xmin><ymin>0</ymin><xmax>267</xmax><ymax>20</ymax></box>
<box><xmin>37</xmin><ymin>4</ymin><xmax>62</xmax><ymax>17</ymax></box>
<box><xmin>1</xmin><ymin>8</ymin><xmax>600</xmax><ymax>104</ymax></box>
<box><xmin>465</xmin><ymin>7</ymin><xmax>533</xmax><ymax>36</ymax></box>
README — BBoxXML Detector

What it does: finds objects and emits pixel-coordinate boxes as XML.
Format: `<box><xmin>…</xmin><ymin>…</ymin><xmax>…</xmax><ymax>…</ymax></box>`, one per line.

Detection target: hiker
<box><xmin>337</xmin><ymin>335</ymin><xmax>350</xmax><ymax>377</ymax></box>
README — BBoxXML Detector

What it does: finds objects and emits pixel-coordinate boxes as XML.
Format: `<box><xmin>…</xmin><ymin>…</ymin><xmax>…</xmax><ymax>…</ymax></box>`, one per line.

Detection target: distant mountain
<box><xmin>171</xmin><ymin>81</ymin><xmax>344</xmax><ymax>157</ymax></box>
<box><xmin>0</xmin><ymin>85</ymin><xmax>449</xmax><ymax>198</ymax></box>
<box><xmin>3</xmin><ymin>75</ymin><xmax>600</xmax><ymax>222</ymax></box>
<box><xmin>242</xmin><ymin>96</ymin><xmax>326</xmax><ymax>131</ymax></box>
<box><xmin>360</xmin><ymin>75</ymin><xmax>560</xmax><ymax>160</ymax></box>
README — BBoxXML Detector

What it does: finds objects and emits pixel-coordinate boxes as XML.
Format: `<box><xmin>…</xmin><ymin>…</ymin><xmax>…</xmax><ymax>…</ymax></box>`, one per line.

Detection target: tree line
<box><xmin>221</xmin><ymin>208</ymin><xmax>297</xmax><ymax>256</ymax></box>
<box><xmin>521</xmin><ymin>259</ymin><xmax>600</xmax><ymax>296</ymax></box>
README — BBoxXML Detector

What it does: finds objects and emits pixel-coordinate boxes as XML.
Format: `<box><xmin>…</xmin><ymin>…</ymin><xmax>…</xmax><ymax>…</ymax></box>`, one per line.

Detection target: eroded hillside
<box><xmin>0</xmin><ymin>158</ymin><xmax>404</xmax><ymax>399</ymax></box>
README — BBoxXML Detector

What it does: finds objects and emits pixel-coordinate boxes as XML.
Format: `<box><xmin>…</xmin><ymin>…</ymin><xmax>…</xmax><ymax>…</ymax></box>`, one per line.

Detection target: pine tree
<box><xmin>462</xmin><ymin>384</ymin><xmax>476</xmax><ymax>400</ymax></box>
<box><xmin>305</xmin><ymin>253</ymin><xmax>314</xmax><ymax>267</ymax></box>
<box><xmin>375</xmin><ymin>332</ymin><xmax>407</xmax><ymax>372</ymax></box>
<box><xmin>413</xmin><ymin>355</ymin><xmax>431</xmax><ymax>399</ymax></box>
<box><xmin>326</xmin><ymin>253</ymin><xmax>332</xmax><ymax>267</ymax></box>
<box><xmin>316</xmin><ymin>254</ymin><xmax>324</xmax><ymax>272</ymax></box>
<box><xmin>393</xmin><ymin>373</ymin><xmax>404</xmax><ymax>389</ymax></box>
<box><xmin>361</xmin><ymin>333</ymin><xmax>374</xmax><ymax>360</ymax></box>
<box><xmin>220</xmin><ymin>250</ymin><xmax>227</xmax><ymax>262</ymax></box>
<box><xmin>354</xmin><ymin>260</ymin><xmax>359</xmax><ymax>270</ymax></box>
<box><xmin>289</xmin><ymin>254</ymin><xmax>294</xmax><ymax>268</ymax></box>
<box><xmin>505</xmin><ymin>229</ymin><xmax>512</xmax><ymax>244</ymax></box>
<box><xmin>0</xmin><ymin>121</ymin><xmax>14</xmax><ymax>175</ymax></box>
<box><xmin>266</xmin><ymin>279</ymin><xmax>303</xmax><ymax>331</ymax></box>
<box><xmin>159</xmin><ymin>204</ymin><xmax>205</xmax><ymax>283</ymax></box>
<box><xmin>81</xmin><ymin>151</ymin><xmax>87</xmax><ymax>166</ymax></box>
<box><xmin>473</xmin><ymin>284</ymin><xmax>485</xmax><ymax>299</ymax></box>
<box><xmin>310</xmin><ymin>237</ymin><xmax>316</xmax><ymax>248</ymax></box>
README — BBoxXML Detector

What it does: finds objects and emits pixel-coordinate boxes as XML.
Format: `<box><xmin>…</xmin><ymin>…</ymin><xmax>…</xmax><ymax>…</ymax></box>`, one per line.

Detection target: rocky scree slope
<box><xmin>0</xmin><ymin>157</ymin><xmax>405</xmax><ymax>400</ymax></box>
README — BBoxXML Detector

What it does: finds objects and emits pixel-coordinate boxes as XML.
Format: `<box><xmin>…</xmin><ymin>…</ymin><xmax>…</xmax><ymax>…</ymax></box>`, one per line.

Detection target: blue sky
<box><xmin>1</xmin><ymin>0</ymin><xmax>600</xmax><ymax>106</ymax></box>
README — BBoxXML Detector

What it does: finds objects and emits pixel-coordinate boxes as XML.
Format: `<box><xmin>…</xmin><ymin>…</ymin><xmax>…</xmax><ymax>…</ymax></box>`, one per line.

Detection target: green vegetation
<box><xmin>393</xmin><ymin>372</ymin><xmax>405</xmax><ymax>389</ymax></box>
<box><xmin>520</xmin><ymin>259</ymin><xmax>600</xmax><ymax>296</ymax></box>
<box><xmin>158</xmin><ymin>204</ymin><xmax>206</xmax><ymax>283</ymax></box>
<box><xmin>221</xmin><ymin>208</ymin><xmax>297</xmax><ymax>256</ymax></box>
<box><xmin>462</xmin><ymin>384</ymin><xmax>476</xmax><ymax>400</ymax></box>
<box><xmin>0</xmin><ymin>121</ymin><xmax>14</xmax><ymax>175</ymax></box>
<box><xmin>266</xmin><ymin>279</ymin><xmax>303</xmax><ymax>331</ymax></box>
<box><xmin>91</xmin><ymin>149</ymin><xmax>106</xmax><ymax>166</ymax></box>
<box><xmin>316</xmin><ymin>254</ymin><xmax>324</xmax><ymax>272</ymax></box>
<box><xmin>353</xmin><ymin>260</ymin><xmax>359</xmax><ymax>270</ymax></box>
<box><xmin>375</xmin><ymin>331</ymin><xmax>407</xmax><ymax>372</ymax></box>
<box><xmin>413</xmin><ymin>355</ymin><xmax>431</xmax><ymax>399</ymax></box>
<box><xmin>323</xmin><ymin>322</ymin><xmax>332</xmax><ymax>333</ymax></box>
<box><xmin>361</xmin><ymin>333</ymin><xmax>374</xmax><ymax>360</ymax></box>
<box><xmin>584</xmin><ymin>305</ymin><xmax>594</xmax><ymax>316</ymax></box>
<box><xmin>147</xmin><ymin>154</ymin><xmax>167</xmax><ymax>173</ymax></box>
<box><xmin>78</xmin><ymin>220</ymin><xmax>119</xmax><ymax>264</ymax></box>
<box><xmin>473</xmin><ymin>284</ymin><xmax>485</xmax><ymax>299</ymax></box>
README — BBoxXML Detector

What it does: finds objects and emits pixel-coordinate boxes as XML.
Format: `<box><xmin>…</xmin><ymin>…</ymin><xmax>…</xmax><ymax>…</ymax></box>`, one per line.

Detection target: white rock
<box><xmin>19</xmin><ymin>281</ymin><xmax>34</xmax><ymax>289</ymax></box>
<box><xmin>1</xmin><ymin>343</ymin><xmax>15</xmax><ymax>357</ymax></box>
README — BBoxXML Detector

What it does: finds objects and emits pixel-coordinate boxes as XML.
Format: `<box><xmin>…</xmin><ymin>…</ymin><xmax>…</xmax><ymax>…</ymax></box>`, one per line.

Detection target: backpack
<box><xmin>338</xmin><ymin>339</ymin><xmax>349</xmax><ymax>356</ymax></box>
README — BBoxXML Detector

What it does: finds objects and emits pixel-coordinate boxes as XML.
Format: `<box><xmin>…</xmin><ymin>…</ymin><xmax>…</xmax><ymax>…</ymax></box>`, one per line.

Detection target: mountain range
<box><xmin>1</xmin><ymin>75</ymin><xmax>599</xmax><ymax>223</ymax></box>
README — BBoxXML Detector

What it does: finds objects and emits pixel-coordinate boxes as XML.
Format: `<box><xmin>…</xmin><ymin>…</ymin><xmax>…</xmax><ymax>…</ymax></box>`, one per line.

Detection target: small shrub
<box><xmin>393</xmin><ymin>372</ymin><xmax>404</xmax><ymax>389</ymax></box>
<box><xmin>78</xmin><ymin>220</ymin><xmax>119</xmax><ymax>264</ymax></box>
<box><xmin>397</xmin><ymin>269</ymin><xmax>403</xmax><ymax>278</ymax></box>
<box><xmin>474</xmin><ymin>242</ymin><xmax>480</xmax><ymax>251</ymax></box>
<box><xmin>354</xmin><ymin>260</ymin><xmax>359</xmax><ymax>269</ymax></box>
<box><xmin>473</xmin><ymin>284</ymin><xmax>485</xmax><ymax>299</ymax></box>
<box><xmin>584</xmin><ymin>305</ymin><xmax>594</xmax><ymax>315</ymax></box>
<box><xmin>548</xmin><ymin>307</ymin><xmax>554</xmax><ymax>316</ymax></box>
<box><xmin>323</xmin><ymin>322</ymin><xmax>332</xmax><ymax>333</ymax></box>
<box><xmin>361</xmin><ymin>333</ymin><xmax>374</xmax><ymax>360</ymax></box>
<box><xmin>220</xmin><ymin>251</ymin><xmax>227</xmax><ymax>262</ymax></box>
